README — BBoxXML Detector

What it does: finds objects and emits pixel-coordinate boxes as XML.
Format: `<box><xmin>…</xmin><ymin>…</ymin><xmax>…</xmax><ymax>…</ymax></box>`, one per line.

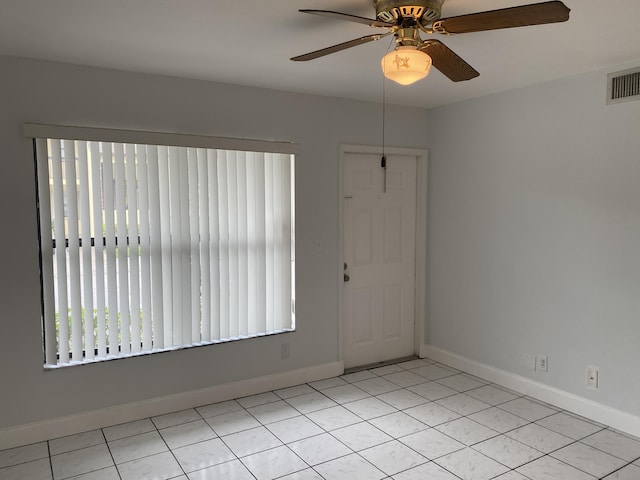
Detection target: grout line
<box><xmin>47</xmin><ymin>439</ymin><xmax>54</xmax><ymax>480</ymax></box>
<box><xmin>599</xmin><ymin>456</ymin><xmax>640</xmax><ymax>480</ymax></box>
<box><xmin>100</xmin><ymin>427</ymin><xmax>122</xmax><ymax>480</ymax></box>
<box><xmin>153</xmin><ymin>416</ymin><xmax>189</xmax><ymax>480</ymax></box>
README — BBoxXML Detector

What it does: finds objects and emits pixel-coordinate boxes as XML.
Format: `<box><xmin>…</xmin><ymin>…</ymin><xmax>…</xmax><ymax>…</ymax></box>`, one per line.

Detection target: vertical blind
<box><xmin>34</xmin><ymin>135</ymin><xmax>295</xmax><ymax>367</ymax></box>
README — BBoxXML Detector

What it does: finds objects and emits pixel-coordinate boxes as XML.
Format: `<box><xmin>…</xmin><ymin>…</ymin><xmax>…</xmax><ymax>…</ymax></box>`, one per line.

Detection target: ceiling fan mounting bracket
<box><xmin>373</xmin><ymin>0</ymin><xmax>445</xmax><ymax>23</ymax></box>
<box><xmin>431</xmin><ymin>20</ymin><xmax>450</xmax><ymax>35</ymax></box>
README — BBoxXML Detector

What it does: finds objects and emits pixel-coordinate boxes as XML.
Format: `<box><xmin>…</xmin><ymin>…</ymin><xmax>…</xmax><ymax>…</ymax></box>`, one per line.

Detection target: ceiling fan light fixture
<box><xmin>381</xmin><ymin>46</ymin><xmax>432</xmax><ymax>85</ymax></box>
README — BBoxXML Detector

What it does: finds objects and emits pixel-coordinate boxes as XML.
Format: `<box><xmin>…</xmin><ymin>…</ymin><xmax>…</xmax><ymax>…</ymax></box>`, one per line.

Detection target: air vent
<box><xmin>607</xmin><ymin>67</ymin><xmax>640</xmax><ymax>105</ymax></box>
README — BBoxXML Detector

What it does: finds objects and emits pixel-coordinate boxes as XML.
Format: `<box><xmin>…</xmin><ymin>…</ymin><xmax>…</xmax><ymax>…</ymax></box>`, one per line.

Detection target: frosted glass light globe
<box><xmin>381</xmin><ymin>46</ymin><xmax>432</xmax><ymax>85</ymax></box>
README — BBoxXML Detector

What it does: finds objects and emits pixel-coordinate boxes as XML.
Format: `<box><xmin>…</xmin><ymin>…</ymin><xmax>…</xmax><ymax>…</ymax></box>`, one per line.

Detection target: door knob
<box><xmin>344</xmin><ymin>273</ymin><xmax>350</xmax><ymax>282</ymax></box>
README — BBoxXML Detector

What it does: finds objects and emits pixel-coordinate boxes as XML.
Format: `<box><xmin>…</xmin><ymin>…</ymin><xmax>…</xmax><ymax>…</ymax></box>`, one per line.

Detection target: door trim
<box><xmin>338</xmin><ymin>144</ymin><xmax>428</xmax><ymax>365</ymax></box>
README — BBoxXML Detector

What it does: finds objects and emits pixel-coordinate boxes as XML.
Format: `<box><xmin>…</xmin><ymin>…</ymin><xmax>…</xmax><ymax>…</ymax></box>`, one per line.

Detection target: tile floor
<box><xmin>2</xmin><ymin>358</ymin><xmax>640</xmax><ymax>480</ymax></box>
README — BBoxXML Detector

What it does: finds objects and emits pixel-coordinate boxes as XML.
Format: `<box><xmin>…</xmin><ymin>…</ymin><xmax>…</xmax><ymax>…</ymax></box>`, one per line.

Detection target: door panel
<box><xmin>352</xmin><ymin>287</ymin><xmax>374</xmax><ymax>345</ymax></box>
<box><xmin>383</xmin><ymin>206</ymin><xmax>403</xmax><ymax>263</ymax></box>
<box><xmin>353</xmin><ymin>208</ymin><xmax>374</xmax><ymax>266</ymax></box>
<box><xmin>383</xmin><ymin>284</ymin><xmax>403</xmax><ymax>339</ymax></box>
<box><xmin>342</xmin><ymin>152</ymin><xmax>417</xmax><ymax>368</ymax></box>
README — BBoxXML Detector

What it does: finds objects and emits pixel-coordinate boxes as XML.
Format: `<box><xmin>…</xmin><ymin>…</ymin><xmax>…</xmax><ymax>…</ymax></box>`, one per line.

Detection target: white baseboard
<box><xmin>0</xmin><ymin>361</ymin><xmax>344</xmax><ymax>451</ymax></box>
<box><xmin>423</xmin><ymin>344</ymin><xmax>640</xmax><ymax>438</ymax></box>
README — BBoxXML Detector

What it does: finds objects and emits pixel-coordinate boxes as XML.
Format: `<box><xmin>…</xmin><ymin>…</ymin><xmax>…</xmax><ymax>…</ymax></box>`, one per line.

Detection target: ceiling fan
<box><xmin>291</xmin><ymin>0</ymin><xmax>570</xmax><ymax>85</ymax></box>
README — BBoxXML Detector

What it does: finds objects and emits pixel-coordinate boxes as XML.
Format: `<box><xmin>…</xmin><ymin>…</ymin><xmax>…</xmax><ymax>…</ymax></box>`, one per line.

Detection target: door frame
<box><xmin>338</xmin><ymin>144</ymin><xmax>428</xmax><ymax>366</ymax></box>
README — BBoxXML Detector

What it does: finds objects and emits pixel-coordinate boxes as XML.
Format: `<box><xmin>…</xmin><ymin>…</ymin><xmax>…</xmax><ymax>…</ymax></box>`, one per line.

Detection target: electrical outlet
<box><xmin>523</xmin><ymin>354</ymin><xmax>536</xmax><ymax>371</ymax></box>
<box><xmin>586</xmin><ymin>366</ymin><xmax>599</xmax><ymax>389</ymax></box>
<box><xmin>281</xmin><ymin>342</ymin><xmax>290</xmax><ymax>360</ymax></box>
<box><xmin>537</xmin><ymin>355</ymin><xmax>548</xmax><ymax>372</ymax></box>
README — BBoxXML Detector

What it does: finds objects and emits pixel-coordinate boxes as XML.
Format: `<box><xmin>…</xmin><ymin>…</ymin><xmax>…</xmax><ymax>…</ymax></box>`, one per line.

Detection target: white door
<box><xmin>342</xmin><ymin>151</ymin><xmax>417</xmax><ymax>368</ymax></box>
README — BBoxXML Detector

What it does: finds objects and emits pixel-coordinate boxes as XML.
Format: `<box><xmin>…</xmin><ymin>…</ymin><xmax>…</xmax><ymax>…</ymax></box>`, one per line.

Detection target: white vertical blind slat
<box><xmin>114</xmin><ymin>143</ymin><xmax>131</xmax><ymax>354</ymax></box>
<box><xmin>77</xmin><ymin>141</ymin><xmax>95</xmax><ymax>359</ymax></box>
<box><xmin>187</xmin><ymin>147</ymin><xmax>201</xmax><ymax>344</ymax></box>
<box><xmin>280</xmin><ymin>153</ymin><xmax>293</xmax><ymax>330</ymax></box>
<box><xmin>178</xmin><ymin>147</ymin><xmax>192</xmax><ymax>344</ymax></box>
<box><xmin>227</xmin><ymin>151</ymin><xmax>239</xmax><ymax>338</ymax></box>
<box><xmin>168</xmin><ymin>146</ymin><xmax>183</xmax><ymax>346</ymax></box>
<box><xmin>158</xmin><ymin>146</ymin><xmax>174</xmax><ymax>347</ymax></box>
<box><xmin>236</xmin><ymin>152</ymin><xmax>248</xmax><ymax>337</ymax></box>
<box><xmin>217</xmin><ymin>150</ymin><xmax>230</xmax><ymax>340</ymax></box>
<box><xmin>264</xmin><ymin>153</ymin><xmax>275</xmax><ymax>333</ymax></box>
<box><xmin>197</xmin><ymin>149</ymin><xmax>211</xmax><ymax>342</ymax></box>
<box><xmin>289</xmin><ymin>154</ymin><xmax>296</xmax><ymax>330</ymax></box>
<box><xmin>146</xmin><ymin>146</ymin><xmax>163</xmax><ymax>349</ymax></box>
<box><xmin>207</xmin><ymin>150</ymin><xmax>220</xmax><ymax>341</ymax></box>
<box><xmin>36</xmin><ymin>139</ymin><xmax>57</xmax><ymax>366</ymax></box>
<box><xmin>254</xmin><ymin>153</ymin><xmax>267</xmax><ymax>334</ymax></box>
<box><xmin>272</xmin><ymin>153</ymin><xmax>285</xmax><ymax>330</ymax></box>
<box><xmin>50</xmin><ymin>139</ymin><xmax>70</xmax><ymax>363</ymax></box>
<box><xmin>102</xmin><ymin>142</ymin><xmax>119</xmax><ymax>356</ymax></box>
<box><xmin>137</xmin><ymin>145</ymin><xmax>153</xmax><ymax>351</ymax></box>
<box><xmin>246</xmin><ymin>152</ymin><xmax>258</xmax><ymax>336</ymax></box>
<box><xmin>125</xmin><ymin>144</ymin><xmax>141</xmax><ymax>352</ymax></box>
<box><xmin>62</xmin><ymin>140</ymin><xmax>83</xmax><ymax>361</ymax></box>
<box><xmin>90</xmin><ymin>142</ymin><xmax>107</xmax><ymax>357</ymax></box>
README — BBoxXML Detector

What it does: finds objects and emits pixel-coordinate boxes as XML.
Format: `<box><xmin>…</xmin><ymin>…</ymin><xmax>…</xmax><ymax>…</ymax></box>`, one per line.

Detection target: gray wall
<box><xmin>0</xmin><ymin>56</ymin><xmax>429</xmax><ymax>429</ymax></box>
<box><xmin>427</xmin><ymin>66</ymin><xmax>640</xmax><ymax>416</ymax></box>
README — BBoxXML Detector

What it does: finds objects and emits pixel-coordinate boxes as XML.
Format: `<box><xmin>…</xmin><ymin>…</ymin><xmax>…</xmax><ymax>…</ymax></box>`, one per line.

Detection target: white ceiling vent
<box><xmin>607</xmin><ymin>67</ymin><xmax>640</xmax><ymax>105</ymax></box>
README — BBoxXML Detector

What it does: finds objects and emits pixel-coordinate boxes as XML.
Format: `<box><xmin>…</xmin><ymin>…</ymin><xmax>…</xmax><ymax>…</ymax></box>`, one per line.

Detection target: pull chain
<box><xmin>382</xmin><ymin>50</ymin><xmax>387</xmax><ymax>193</ymax></box>
<box><xmin>381</xmin><ymin>155</ymin><xmax>387</xmax><ymax>193</ymax></box>
<box><xmin>381</xmin><ymin>38</ymin><xmax>393</xmax><ymax>194</ymax></box>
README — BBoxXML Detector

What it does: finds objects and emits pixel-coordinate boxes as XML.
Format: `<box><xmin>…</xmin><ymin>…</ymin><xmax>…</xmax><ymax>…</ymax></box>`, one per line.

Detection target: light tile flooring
<box><xmin>3</xmin><ymin>358</ymin><xmax>640</xmax><ymax>480</ymax></box>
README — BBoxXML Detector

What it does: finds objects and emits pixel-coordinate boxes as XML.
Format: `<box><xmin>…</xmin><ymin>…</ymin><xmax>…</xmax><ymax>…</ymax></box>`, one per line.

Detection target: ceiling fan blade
<box><xmin>299</xmin><ymin>9</ymin><xmax>394</xmax><ymax>28</ymax></box>
<box><xmin>433</xmin><ymin>1</ymin><xmax>570</xmax><ymax>35</ymax></box>
<box><xmin>421</xmin><ymin>40</ymin><xmax>479</xmax><ymax>82</ymax></box>
<box><xmin>291</xmin><ymin>32</ymin><xmax>391</xmax><ymax>62</ymax></box>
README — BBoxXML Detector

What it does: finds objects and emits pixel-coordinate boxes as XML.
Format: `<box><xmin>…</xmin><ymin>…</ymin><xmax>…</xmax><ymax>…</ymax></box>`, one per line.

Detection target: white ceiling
<box><xmin>2</xmin><ymin>0</ymin><xmax>640</xmax><ymax>109</ymax></box>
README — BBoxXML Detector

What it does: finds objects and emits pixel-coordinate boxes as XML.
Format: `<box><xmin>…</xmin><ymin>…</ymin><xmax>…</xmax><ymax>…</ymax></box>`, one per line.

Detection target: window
<box><xmin>29</xmin><ymin>125</ymin><xmax>296</xmax><ymax>367</ymax></box>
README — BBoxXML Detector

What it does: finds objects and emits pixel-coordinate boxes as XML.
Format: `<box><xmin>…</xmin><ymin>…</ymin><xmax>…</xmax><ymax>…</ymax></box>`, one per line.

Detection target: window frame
<box><xmin>27</xmin><ymin>123</ymin><xmax>298</xmax><ymax>368</ymax></box>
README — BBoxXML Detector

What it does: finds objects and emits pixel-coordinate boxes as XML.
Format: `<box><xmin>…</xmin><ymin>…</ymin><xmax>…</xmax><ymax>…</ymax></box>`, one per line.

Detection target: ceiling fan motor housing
<box><xmin>373</xmin><ymin>0</ymin><xmax>444</xmax><ymax>23</ymax></box>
